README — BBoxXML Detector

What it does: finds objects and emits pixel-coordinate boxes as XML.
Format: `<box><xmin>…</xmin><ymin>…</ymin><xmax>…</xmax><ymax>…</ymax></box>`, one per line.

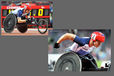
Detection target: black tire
<box><xmin>37</xmin><ymin>19</ymin><xmax>48</xmax><ymax>34</ymax></box>
<box><xmin>16</xmin><ymin>23</ymin><xmax>28</xmax><ymax>33</ymax></box>
<box><xmin>108</xmin><ymin>64</ymin><xmax>111</xmax><ymax>71</ymax></box>
<box><xmin>3</xmin><ymin>14</ymin><xmax>16</xmax><ymax>33</ymax></box>
<box><xmin>79</xmin><ymin>54</ymin><xmax>98</xmax><ymax>71</ymax></box>
<box><xmin>54</xmin><ymin>52</ymin><xmax>82</xmax><ymax>72</ymax></box>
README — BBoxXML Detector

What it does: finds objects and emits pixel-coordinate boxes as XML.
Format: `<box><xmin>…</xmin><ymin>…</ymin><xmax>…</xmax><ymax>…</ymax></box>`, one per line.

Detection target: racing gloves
<box><xmin>26</xmin><ymin>18</ymin><xmax>32</xmax><ymax>23</ymax></box>
<box><xmin>54</xmin><ymin>43</ymin><xmax>60</xmax><ymax>48</ymax></box>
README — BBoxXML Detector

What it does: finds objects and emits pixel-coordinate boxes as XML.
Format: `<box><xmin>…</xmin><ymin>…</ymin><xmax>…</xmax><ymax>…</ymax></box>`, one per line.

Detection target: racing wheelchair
<box><xmin>3</xmin><ymin>13</ymin><xmax>48</xmax><ymax>34</ymax></box>
<box><xmin>54</xmin><ymin>51</ymin><xmax>111</xmax><ymax>72</ymax></box>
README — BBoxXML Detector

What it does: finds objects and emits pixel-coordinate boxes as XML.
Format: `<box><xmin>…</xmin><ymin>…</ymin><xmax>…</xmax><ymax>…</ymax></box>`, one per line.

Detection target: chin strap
<box><xmin>93</xmin><ymin>41</ymin><xmax>95</xmax><ymax>46</ymax></box>
<box><xmin>89</xmin><ymin>40</ymin><xmax>95</xmax><ymax>47</ymax></box>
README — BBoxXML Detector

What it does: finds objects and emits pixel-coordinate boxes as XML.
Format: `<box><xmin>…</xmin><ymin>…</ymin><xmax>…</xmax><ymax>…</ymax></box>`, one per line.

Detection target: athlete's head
<box><xmin>89</xmin><ymin>31</ymin><xmax>105</xmax><ymax>47</ymax></box>
<box><xmin>23</xmin><ymin>5</ymin><xmax>31</xmax><ymax>14</ymax></box>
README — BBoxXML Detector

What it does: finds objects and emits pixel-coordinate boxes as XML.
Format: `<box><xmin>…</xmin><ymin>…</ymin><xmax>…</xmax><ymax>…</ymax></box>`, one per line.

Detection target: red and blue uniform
<box><xmin>68</xmin><ymin>36</ymin><xmax>95</xmax><ymax>56</ymax></box>
<box><xmin>11</xmin><ymin>7</ymin><xmax>30</xmax><ymax>18</ymax></box>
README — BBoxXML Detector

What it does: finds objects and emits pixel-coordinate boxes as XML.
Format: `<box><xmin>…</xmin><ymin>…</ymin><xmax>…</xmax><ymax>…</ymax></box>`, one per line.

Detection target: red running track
<box><xmin>1</xmin><ymin>28</ymin><xmax>50</xmax><ymax>36</ymax></box>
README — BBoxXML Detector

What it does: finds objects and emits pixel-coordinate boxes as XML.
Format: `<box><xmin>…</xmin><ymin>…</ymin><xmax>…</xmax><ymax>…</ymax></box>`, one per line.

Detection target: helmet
<box><xmin>91</xmin><ymin>31</ymin><xmax>105</xmax><ymax>42</ymax></box>
<box><xmin>24</xmin><ymin>5</ymin><xmax>31</xmax><ymax>10</ymax></box>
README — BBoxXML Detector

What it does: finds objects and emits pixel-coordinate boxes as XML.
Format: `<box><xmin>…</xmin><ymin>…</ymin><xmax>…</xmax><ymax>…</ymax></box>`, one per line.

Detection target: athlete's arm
<box><xmin>54</xmin><ymin>33</ymin><xmax>90</xmax><ymax>48</ymax></box>
<box><xmin>27</xmin><ymin>16</ymin><xmax>30</xmax><ymax>18</ymax></box>
<box><xmin>27</xmin><ymin>12</ymin><xmax>30</xmax><ymax>18</ymax></box>
<box><xmin>57</xmin><ymin>33</ymin><xmax>76</xmax><ymax>44</ymax></box>
<box><xmin>27</xmin><ymin>14</ymin><xmax>30</xmax><ymax>19</ymax></box>
<box><xmin>17</xmin><ymin>10</ymin><xmax>26</xmax><ymax>23</ymax></box>
<box><xmin>17</xmin><ymin>17</ymin><xmax>26</xmax><ymax>23</ymax></box>
<box><xmin>54</xmin><ymin>33</ymin><xmax>76</xmax><ymax>48</ymax></box>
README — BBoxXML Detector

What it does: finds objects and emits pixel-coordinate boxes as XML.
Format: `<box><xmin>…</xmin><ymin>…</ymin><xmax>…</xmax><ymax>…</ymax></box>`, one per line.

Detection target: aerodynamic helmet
<box><xmin>91</xmin><ymin>31</ymin><xmax>105</xmax><ymax>42</ymax></box>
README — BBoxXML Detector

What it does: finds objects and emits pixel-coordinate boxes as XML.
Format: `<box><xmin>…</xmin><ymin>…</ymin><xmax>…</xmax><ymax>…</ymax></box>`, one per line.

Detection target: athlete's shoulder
<box><xmin>73</xmin><ymin>36</ymin><xmax>90</xmax><ymax>46</ymax></box>
<box><xmin>17</xmin><ymin>7</ymin><xmax>24</xmax><ymax>10</ymax></box>
<box><xmin>18</xmin><ymin>8</ymin><xmax>24</xmax><ymax>14</ymax></box>
<box><xmin>17</xmin><ymin>8</ymin><xmax>24</xmax><ymax>12</ymax></box>
<box><xmin>17</xmin><ymin>8</ymin><xmax>24</xmax><ymax>17</ymax></box>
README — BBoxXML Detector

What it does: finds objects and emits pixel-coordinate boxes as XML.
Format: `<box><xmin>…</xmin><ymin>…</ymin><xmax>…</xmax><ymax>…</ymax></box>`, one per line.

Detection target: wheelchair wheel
<box><xmin>3</xmin><ymin>13</ymin><xmax>17</xmax><ymax>33</ymax></box>
<box><xmin>16</xmin><ymin>23</ymin><xmax>28</xmax><ymax>33</ymax></box>
<box><xmin>37</xmin><ymin>19</ymin><xmax>48</xmax><ymax>34</ymax></box>
<box><xmin>54</xmin><ymin>52</ymin><xmax>82</xmax><ymax>72</ymax></box>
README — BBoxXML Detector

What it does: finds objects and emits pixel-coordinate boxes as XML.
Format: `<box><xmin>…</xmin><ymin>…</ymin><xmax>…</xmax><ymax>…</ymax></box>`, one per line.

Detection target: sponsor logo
<box><xmin>91</xmin><ymin>34</ymin><xmax>96</xmax><ymax>40</ymax></box>
<box><xmin>7</xmin><ymin>6</ymin><xmax>20</xmax><ymax>9</ymax></box>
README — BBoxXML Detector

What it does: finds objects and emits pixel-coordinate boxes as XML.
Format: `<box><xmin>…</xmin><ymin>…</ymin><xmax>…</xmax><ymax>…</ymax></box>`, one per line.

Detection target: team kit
<box><xmin>1</xmin><ymin>1</ymin><xmax>111</xmax><ymax>72</ymax></box>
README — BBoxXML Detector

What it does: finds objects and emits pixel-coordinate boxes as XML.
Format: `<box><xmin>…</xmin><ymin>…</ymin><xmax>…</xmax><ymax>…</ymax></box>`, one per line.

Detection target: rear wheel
<box><xmin>37</xmin><ymin>19</ymin><xmax>48</xmax><ymax>34</ymax></box>
<box><xmin>16</xmin><ymin>23</ymin><xmax>28</xmax><ymax>33</ymax></box>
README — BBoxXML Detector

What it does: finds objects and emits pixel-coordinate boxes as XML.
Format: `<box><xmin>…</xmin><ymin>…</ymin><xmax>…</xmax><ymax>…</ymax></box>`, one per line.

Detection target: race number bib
<box><xmin>91</xmin><ymin>34</ymin><xmax>96</xmax><ymax>40</ymax></box>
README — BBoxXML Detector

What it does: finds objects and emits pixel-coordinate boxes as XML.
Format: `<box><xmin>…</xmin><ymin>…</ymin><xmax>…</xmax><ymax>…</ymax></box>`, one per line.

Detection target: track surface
<box><xmin>1</xmin><ymin>28</ymin><xmax>49</xmax><ymax>36</ymax></box>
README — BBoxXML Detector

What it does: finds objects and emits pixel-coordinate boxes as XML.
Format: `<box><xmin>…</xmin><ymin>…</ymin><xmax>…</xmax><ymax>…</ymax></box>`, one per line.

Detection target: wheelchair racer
<box><xmin>54</xmin><ymin>31</ymin><xmax>107</xmax><ymax>71</ymax></box>
<box><xmin>11</xmin><ymin>5</ymin><xmax>31</xmax><ymax>23</ymax></box>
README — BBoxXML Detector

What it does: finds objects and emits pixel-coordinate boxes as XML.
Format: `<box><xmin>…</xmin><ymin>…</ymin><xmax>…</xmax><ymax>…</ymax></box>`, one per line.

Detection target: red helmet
<box><xmin>24</xmin><ymin>5</ymin><xmax>31</xmax><ymax>10</ymax></box>
<box><xmin>91</xmin><ymin>31</ymin><xmax>105</xmax><ymax>42</ymax></box>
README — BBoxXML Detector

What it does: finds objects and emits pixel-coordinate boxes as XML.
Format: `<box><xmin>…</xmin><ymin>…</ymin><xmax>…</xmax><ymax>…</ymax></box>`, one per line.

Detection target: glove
<box><xmin>31</xmin><ymin>17</ymin><xmax>34</xmax><ymax>21</ymax></box>
<box><xmin>29</xmin><ymin>18</ymin><xmax>32</xmax><ymax>20</ymax></box>
<box><xmin>26</xmin><ymin>18</ymin><xmax>31</xmax><ymax>23</ymax></box>
<box><xmin>54</xmin><ymin>43</ymin><xmax>60</xmax><ymax>48</ymax></box>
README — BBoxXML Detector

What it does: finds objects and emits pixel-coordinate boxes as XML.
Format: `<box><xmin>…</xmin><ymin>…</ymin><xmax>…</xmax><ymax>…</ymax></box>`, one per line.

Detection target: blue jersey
<box><xmin>11</xmin><ymin>8</ymin><xmax>30</xmax><ymax>18</ymax></box>
<box><xmin>68</xmin><ymin>36</ymin><xmax>95</xmax><ymax>56</ymax></box>
<box><xmin>73</xmin><ymin>36</ymin><xmax>90</xmax><ymax>46</ymax></box>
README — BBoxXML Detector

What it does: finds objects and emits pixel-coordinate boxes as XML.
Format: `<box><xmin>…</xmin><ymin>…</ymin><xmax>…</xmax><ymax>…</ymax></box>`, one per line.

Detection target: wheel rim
<box><xmin>38</xmin><ymin>19</ymin><xmax>48</xmax><ymax>34</ymax></box>
<box><xmin>60</xmin><ymin>59</ymin><xmax>74</xmax><ymax>71</ymax></box>
<box><xmin>54</xmin><ymin>52</ymin><xmax>82</xmax><ymax>72</ymax></box>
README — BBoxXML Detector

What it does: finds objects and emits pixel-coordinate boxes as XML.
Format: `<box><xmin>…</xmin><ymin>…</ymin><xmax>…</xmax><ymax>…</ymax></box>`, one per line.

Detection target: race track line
<box><xmin>1</xmin><ymin>28</ymin><xmax>49</xmax><ymax>36</ymax></box>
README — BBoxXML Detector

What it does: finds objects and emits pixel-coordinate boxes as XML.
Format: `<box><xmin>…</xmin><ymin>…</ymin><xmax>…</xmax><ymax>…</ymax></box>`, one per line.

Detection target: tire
<box><xmin>3</xmin><ymin>14</ymin><xmax>16</xmax><ymax>33</ymax></box>
<box><xmin>107</xmin><ymin>64</ymin><xmax>111</xmax><ymax>71</ymax></box>
<box><xmin>37</xmin><ymin>19</ymin><xmax>48</xmax><ymax>34</ymax></box>
<box><xmin>80</xmin><ymin>54</ymin><xmax>98</xmax><ymax>71</ymax></box>
<box><xmin>16</xmin><ymin>23</ymin><xmax>28</xmax><ymax>33</ymax></box>
<box><xmin>54</xmin><ymin>52</ymin><xmax>82</xmax><ymax>72</ymax></box>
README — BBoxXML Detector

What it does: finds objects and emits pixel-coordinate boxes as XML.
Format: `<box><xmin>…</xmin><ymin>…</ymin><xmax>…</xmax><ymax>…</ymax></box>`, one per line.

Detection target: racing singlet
<box><xmin>11</xmin><ymin>8</ymin><xmax>30</xmax><ymax>18</ymax></box>
<box><xmin>68</xmin><ymin>36</ymin><xmax>95</xmax><ymax>56</ymax></box>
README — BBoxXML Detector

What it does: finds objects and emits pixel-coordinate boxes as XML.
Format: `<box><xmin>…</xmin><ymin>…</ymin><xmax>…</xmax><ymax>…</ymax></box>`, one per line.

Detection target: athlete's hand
<box><xmin>28</xmin><ymin>18</ymin><xmax>32</xmax><ymax>21</ymax></box>
<box><xmin>54</xmin><ymin>43</ymin><xmax>60</xmax><ymax>48</ymax></box>
<box><xmin>26</xmin><ymin>18</ymin><xmax>31</xmax><ymax>23</ymax></box>
<box><xmin>31</xmin><ymin>17</ymin><xmax>34</xmax><ymax>21</ymax></box>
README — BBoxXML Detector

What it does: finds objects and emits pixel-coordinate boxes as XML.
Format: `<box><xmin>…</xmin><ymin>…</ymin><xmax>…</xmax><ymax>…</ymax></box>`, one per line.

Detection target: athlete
<box><xmin>54</xmin><ymin>31</ymin><xmax>106</xmax><ymax>71</ymax></box>
<box><xmin>11</xmin><ymin>5</ymin><xmax>31</xmax><ymax>23</ymax></box>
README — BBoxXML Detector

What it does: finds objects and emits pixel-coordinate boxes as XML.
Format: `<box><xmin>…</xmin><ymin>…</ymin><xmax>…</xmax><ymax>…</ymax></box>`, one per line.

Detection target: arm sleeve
<box><xmin>17</xmin><ymin>10</ymin><xmax>22</xmax><ymax>18</ymax></box>
<box><xmin>73</xmin><ymin>36</ymin><xmax>90</xmax><ymax>46</ymax></box>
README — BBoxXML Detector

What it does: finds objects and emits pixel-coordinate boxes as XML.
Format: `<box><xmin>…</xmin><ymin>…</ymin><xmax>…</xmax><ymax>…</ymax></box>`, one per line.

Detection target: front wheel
<box><xmin>54</xmin><ymin>52</ymin><xmax>82</xmax><ymax>72</ymax></box>
<box><xmin>37</xmin><ymin>19</ymin><xmax>48</xmax><ymax>34</ymax></box>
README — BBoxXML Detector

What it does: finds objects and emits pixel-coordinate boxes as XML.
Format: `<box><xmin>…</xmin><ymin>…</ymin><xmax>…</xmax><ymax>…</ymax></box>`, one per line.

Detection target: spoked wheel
<box><xmin>37</xmin><ymin>19</ymin><xmax>48</xmax><ymax>34</ymax></box>
<box><xmin>54</xmin><ymin>52</ymin><xmax>82</xmax><ymax>72</ymax></box>
<box><xmin>16</xmin><ymin>23</ymin><xmax>28</xmax><ymax>33</ymax></box>
<box><xmin>3</xmin><ymin>13</ymin><xmax>17</xmax><ymax>33</ymax></box>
